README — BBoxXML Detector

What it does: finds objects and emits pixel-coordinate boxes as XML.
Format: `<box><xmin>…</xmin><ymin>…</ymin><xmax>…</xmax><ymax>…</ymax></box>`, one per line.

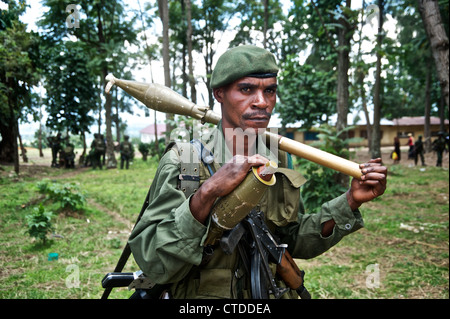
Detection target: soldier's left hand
<box><xmin>347</xmin><ymin>158</ymin><xmax>387</xmax><ymax>210</ymax></box>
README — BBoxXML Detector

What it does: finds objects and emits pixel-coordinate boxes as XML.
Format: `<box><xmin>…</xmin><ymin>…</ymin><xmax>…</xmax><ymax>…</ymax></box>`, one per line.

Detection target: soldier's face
<box><xmin>214</xmin><ymin>76</ymin><xmax>277</xmax><ymax>132</ymax></box>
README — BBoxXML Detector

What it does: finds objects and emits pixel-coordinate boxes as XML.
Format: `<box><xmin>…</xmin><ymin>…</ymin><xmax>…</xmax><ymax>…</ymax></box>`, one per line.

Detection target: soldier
<box><xmin>120</xmin><ymin>135</ymin><xmax>134</xmax><ymax>169</ymax></box>
<box><xmin>100</xmin><ymin>134</ymin><xmax>107</xmax><ymax>166</ymax></box>
<box><xmin>62</xmin><ymin>141</ymin><xmax>76</xmax><ymax>168</ymax></box>
<box><xmin>128</xmin><ymin>45</ymin><xmax>387</xmax><ymax>299</ymax></box>
<box><xmin>47</xmin><ymin>133</ymin><xmax>62</xmax><ymax>168</ymax></box>
<box><xmin>90</xmin><ymin>133</ymin><xmax>105</xmax><ymax>169</ymax></box>
<box><xmin>414</xmin><ymin>135</ymin><xmax>425</xmax><ymax>166</ymax></box>
<box><xmin>432</xmin><ymin>132</ymin><xmax>447</xmax><ymax>167</ymax></box>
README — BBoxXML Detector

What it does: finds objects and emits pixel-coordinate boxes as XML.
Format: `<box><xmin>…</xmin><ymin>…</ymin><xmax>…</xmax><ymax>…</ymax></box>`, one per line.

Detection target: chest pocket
<box><xmin>261</xmin><ymin>167</ymin><xmax>306</xmax><ymax>227</ymax></box>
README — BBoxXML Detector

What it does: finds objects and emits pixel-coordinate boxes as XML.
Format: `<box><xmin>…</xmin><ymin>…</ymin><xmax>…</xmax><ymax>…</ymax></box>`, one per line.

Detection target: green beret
<box><xmin>210</xmin><ymin>45</ymin><xmax>279</xmax><ymax>89</ymax></box>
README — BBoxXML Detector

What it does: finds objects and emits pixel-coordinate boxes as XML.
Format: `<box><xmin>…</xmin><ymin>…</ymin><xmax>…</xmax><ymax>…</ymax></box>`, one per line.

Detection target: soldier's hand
<box><xmin>207</xmin><ymin>154</ymin><xmax>269</xmax><ymax>198</ymax></box>
<box><xmin>189</xmin><ymin>154</ymin><xmax>269</xmax><ymax>224</ymax></box>
<box><xmin>347</xmin><ymin>158</ymin><xmax>387</xmax><ymax>211</ymax></box>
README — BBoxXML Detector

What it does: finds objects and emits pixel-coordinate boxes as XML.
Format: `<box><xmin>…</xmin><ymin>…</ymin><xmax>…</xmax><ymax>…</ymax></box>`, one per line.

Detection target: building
<box><xmin>283</xmin><ymin>116</ymin><xmax>449</xmax><ymax>148</ymax></box>
<box><xmin>139</xmin><ymin>123</ymin><xmax>167</xmax><ymax>143</ymax></box>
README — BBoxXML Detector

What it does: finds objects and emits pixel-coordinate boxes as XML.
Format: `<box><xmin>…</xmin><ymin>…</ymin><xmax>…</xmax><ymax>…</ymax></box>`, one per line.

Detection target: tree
<box><xmin>157</xmin><ymin>0</ymin><xmax>174</xmax><ymax>143</ymax></box>
<box><xmin>40</xmin><ymin>0</ymin><xmax>137</xmax><ymax>168</ymax></box>
<box><xmin>41</xmin><ymin>40</ymin><xmax>96</xmax><ymax>155</ymax></box>
<box><xmin>0</xmin><ymin>0</ymin><xmax>41</xmax><ymax>173</ymax></box>
<box><xmin>371</xmin><ymin>0</ymin><xmax>384</xmax><ymax>159</ymax></box>
<box><xmin>185</xmin><ymin>0</ymin><xmax>197</xmax><ymax>104</ymax></box>
<box><xmin>196</xmin><ymin>0</ymin><xmax>236</xmax><ymax>109</ymax></box>
<box><xmin>277</xmin><ymin>62</ymin><xmax>336</xmax><ymax>128</ymax></box>
<box><xmin>417</xmin><ymin>0</ymin><xmax>449</xmax><ymax>108</ymax></box>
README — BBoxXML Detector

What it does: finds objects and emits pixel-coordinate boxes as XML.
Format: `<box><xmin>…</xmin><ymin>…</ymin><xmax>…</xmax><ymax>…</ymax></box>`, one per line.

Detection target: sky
<box><xmin>13</xmin><ymin>0</ymin><xmax>394</xmax><ymax>142</ymax></box>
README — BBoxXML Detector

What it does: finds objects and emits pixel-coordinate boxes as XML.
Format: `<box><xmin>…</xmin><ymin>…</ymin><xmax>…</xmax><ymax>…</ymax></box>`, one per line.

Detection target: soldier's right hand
<box><xmin>189</xmin><ymin>154</ymin><xmax>268</xmax><ymax>224</ymax></box>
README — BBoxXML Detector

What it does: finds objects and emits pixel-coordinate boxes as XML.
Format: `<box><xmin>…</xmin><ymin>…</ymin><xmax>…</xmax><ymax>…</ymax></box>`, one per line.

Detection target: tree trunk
<box><xmin>439</xmin><ymin>85</ymin><xmax>446</xmax><ymax>132</ymax></box>
<box><xmin>417</xmin><ymin>0</ymin><xmax>449</xmax><ymax>108</ymax></box>
<box><xmin>371</xmin><ymin>0</ymin><xmax>384</xmax><ymax>159</ymax></box>
<box><xmin>137</xmin><ymin>0</ymin><xmax>160</xmax><ymax>154</ymax></box>
<box><xmin>114</xmin><ymin>88</ymin><xmax>121</xmax><ymax>143</ymax></box>
<box><xmin>103</xmin><ymin>69</ymin><xmax>117</xmax><ymax>168</ymax></box>
<box><xmin>158</xmin><ymin>0</ymin><xmax>173</xmax><ymax>144</ymax></box>
<box><xmin>185</xmin><ymin>0</ymin><xmax>197</xmax><ymax>104</ymax></box>
<box><xmin>9</xmin><ymin>95</ymin><xmax>19</xmax><ymax>174</ymax></box>
<box><xmin>96</xmin><ymin>5</ymin><xmax>116</xmax><ymax>168</ymax></box>
<box><xmin>336</xmin><ymin>0</ymin><xmax>352</xmax><ymax>135</ymax></box>
<box><xmin>17</xmin><ymin>127</ymin><xmax>28</xmax><ymax>163</ymax></box>
<box><xmin>263</xmin><ymin>0</ymin><xmax>268</xmax><ymax>49</ymax></box>
<box><xmin>336</xmin><ymin>26</ymin><xmax>350</xmax><ymax>134</ymax></box>
<box><xmin>424</xmin><ymin>59</ymin><xmax>432</xmax><ymax>152</ymax></box>
<box><xmin>335</xmin><ymin>0</ymin><xmax>352</xmax><ymax>187</ymax></box>
<box><xmin>38</xmin><ymin>102</ymin><xmax>44</xmax><ymax>157</ymax></box>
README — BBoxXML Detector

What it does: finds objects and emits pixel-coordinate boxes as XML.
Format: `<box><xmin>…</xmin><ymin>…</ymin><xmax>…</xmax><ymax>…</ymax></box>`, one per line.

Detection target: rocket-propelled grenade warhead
<box><xmin>203</xmin><ymin>161</ymin><xmax>278</xmax><ymax>247</ymax></box>
<box><xmin>105</xmin><ymin>73</ymin><xmax>221</xmax><ymax>125</ymax></box>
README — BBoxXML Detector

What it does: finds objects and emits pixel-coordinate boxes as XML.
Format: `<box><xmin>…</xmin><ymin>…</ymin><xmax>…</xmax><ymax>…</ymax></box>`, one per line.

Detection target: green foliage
<box><xmin>24</xmin><ymin>204</ymin><xmax>54</xmax><ymax>244</ymax></box>
<box><xmin>297</xmin><ymin>124</ymin><xmax>361</xmax><ymax>213</ymax></box>
<box><xmin>138</xmin><ymin>142</ymin><xmax>150</xmax><ymax>161</ymax></box>
<box><xmin>277</xmin><ymin>62</ymin><xmax>337</xmax><ymax>128</ymax></box>
<box><xmin>37</xmin><ymin>179</ymin><xmax>86</xmax><ymax>211</ymax></box>
<box><xmin>40</xmin><ymin>40</ymin><xmax>96</xmax><ymax>134</ymax></box>
<box><xmin>0</xmin><ymin>1</ymin><xmax>41</xmax><ymax>163</ymax></box>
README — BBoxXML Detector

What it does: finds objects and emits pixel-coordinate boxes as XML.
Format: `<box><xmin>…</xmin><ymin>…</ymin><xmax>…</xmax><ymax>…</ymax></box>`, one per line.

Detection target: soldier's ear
<box><xmin>213</xmin><ymin>88</ymin><xmax>224</xmax><ymax>103</ymax></box>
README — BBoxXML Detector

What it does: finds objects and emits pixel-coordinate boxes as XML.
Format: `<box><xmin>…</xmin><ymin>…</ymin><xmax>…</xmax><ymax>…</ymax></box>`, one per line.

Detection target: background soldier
<box><xmin>120</xmin><ymin>135</ymin><xmax>134</xmax><ymax>169</ymax></box>
<box><xmin>47</xmin><ymin>132</ymin><xmax>62</xmax><ymax>167</ymax></box>
<box><xmin>414</xmin><ymin>135</ymin><xmax>425</xmax><ymax>166</ymax></box>
<box><xmin>90</xmin><ymin>133</ymin><xmax>105</xmax><ymax>169</ymax></box>
<box><xmin>432</xmin><ymin>132</ymin><xmax>447</xmax><ymax>167</ymax></box>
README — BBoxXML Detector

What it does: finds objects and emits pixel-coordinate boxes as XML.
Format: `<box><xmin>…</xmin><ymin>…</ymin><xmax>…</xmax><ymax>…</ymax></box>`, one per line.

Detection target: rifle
<box><xmin>221</xmin><ymin>209</ymin><xmax>311</xmax><ymax>299</ymax></box>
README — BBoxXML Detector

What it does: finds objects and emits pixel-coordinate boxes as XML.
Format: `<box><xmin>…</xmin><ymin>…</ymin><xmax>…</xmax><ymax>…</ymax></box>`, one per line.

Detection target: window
<box><xmin>304</xmin><ymin>131</ymin><xmax>319</xmax><ymax>141</ymax></box>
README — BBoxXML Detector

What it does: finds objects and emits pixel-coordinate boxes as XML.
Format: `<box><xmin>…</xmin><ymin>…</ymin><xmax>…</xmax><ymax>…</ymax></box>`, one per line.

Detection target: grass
<box><xmin>0</xmin><ymin>147</ymin><xmax>448</xmax><ymax>299</ymax></box>
<box><xmin>299</xmin><ymin>159</ymin><xmax>449</xmax><ymax>299</ymax></box>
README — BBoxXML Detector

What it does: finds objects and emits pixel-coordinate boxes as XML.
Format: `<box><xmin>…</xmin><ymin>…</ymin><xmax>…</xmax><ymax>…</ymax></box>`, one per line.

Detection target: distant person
<box><xmin>90</xmin><ymin>133</ymin><xmax>105</xmax><ymax>169</ymax></box>
<box><xmin>414</xmin><ymin>135</ymin><xmax>425</xmax><ymax>166</ymax></box>
<box><xmin>120</xmin><ymin>135</ymin><xmax>134</xmax><ymax>169</ymax></box>
<box><xmin>100</xmin><ymin>134</ymin><xmax>107</xmax><ymax>166</ymax></box>
<box><xmin>407</xmin><ymin>133</ymin><xmax>415</xmax><ymax>160</ymax></box>
<box><xmin>47</xmin><ymin>133</ymin><xmax>62</xmax><ymax>168</ymax></box>
<box><xmin>393</xmin><ymin>136</ymin><xmax>401</xmax><ymax>164</ymax></box>
<box><xmin>432</xmin><ymin>132</ymin><xmax>447</xmax><ymax>167</ymax></box>
<box><xmin>62</xmin><ymin>141</ymin><xmax>76</xmax><ymax>168</ymax></box>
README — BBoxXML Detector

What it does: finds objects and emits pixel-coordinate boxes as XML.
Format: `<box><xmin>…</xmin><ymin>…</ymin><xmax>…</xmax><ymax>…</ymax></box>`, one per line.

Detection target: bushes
<box><xmin>297</xmin><ymin>124</ymin><xmax>362</xmax><ymax>214</ymax></box>
<box><xmin>36</xmin><ymin>179</ymin><xmax>86</xmax><ymax>211</ymax></box>
<box><xmin>23</xmin><ymin>179</ymin><xmax>87</xmax><ymax>245</ymax></box>
<box><xmin>24</xmin><ymin>204</ymin><xmax>54</xmax><ymax>244</ymax></box>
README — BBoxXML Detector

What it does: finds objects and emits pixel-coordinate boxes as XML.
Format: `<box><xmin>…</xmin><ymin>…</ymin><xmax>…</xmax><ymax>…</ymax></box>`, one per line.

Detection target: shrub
<box><xmin>297</xmin><ymin>124</ymin><xmax>362</xmax><ymax>214</ymax></box>
<box><xmin>25</xmin><ymin>204</ymin><xmax>54</xmax><ymax>244</ymax></box>
<box><xmin>37</xmin><ymin>179</ymin><xmax>86</xmax><ymax>211</ymax></box>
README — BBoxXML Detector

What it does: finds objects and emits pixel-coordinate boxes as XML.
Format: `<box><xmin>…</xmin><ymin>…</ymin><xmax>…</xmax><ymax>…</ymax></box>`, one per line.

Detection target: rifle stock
<box><xmin>105</xmin><ymin>74</ymin><xmax>362</xmax><ymax>179</ymax></box>
<box><xmin>277</xmin><ymin>250</ymin><xmax>311</xmax><ymax>299</ymax></box>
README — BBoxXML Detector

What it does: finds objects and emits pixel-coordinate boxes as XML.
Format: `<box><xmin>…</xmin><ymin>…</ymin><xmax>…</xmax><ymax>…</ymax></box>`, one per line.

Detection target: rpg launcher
<box><xmin>104</xmin><ymin>74</ymin><xmax>363</xmax><ymax>179</ymax></box>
